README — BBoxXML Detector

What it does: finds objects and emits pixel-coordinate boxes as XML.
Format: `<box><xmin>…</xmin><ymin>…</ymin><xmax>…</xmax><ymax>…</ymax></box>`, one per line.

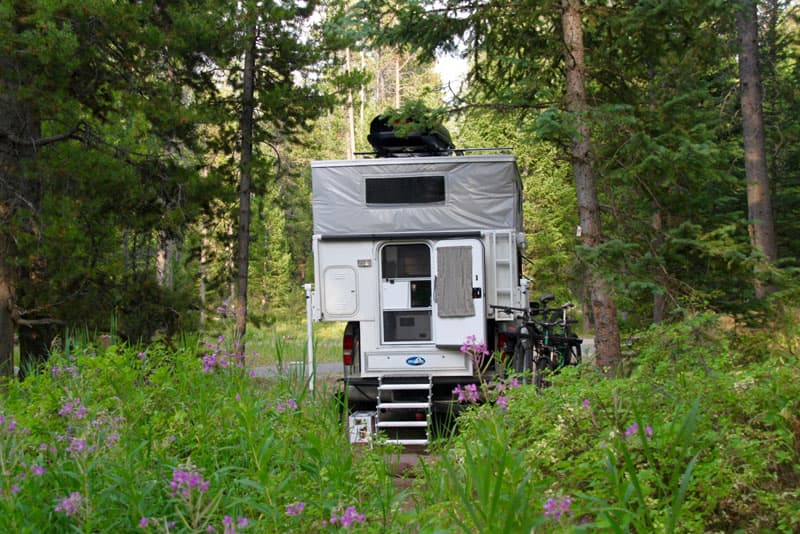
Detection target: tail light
<box><xmin>497</xmin><ymin>332</ymin><xmax>510</xmax><ymax>361</ymax></box>
<box><xmin>342</xmin><ymin>333</ymin><xmax>354</xmax><ymax>366</ymax></box>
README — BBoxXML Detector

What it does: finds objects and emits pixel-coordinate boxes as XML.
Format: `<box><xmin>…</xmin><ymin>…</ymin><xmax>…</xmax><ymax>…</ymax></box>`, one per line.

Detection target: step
<box><xmin>377</xmin><ymin>402</ymin><xmax>430</xmax><ymax>410</ymax></box>
<box><xmin>378</xmin><ymin>383</ymin><xmax>432</xmax><ymax>391</ymax></box>
<box><xmin>377</xmin><ymin>421</ymin><xmax>428</xmax><ymax>428</ymax></box>
<box><xmin>383</xmin><ymin>438</ymin><xmax>428</xmax><ymax>446</ymax></box>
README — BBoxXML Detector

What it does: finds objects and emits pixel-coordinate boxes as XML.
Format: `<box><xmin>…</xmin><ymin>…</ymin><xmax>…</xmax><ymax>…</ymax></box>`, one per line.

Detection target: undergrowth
<box><xmin>1</xmin><ymin>309</ymin><xmax>798</xmax><ymax>532</ymax></box>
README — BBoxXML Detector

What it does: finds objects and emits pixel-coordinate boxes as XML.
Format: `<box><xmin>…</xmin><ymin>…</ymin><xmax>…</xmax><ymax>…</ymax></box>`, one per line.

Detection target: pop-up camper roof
<box><xmin>311</xmin><ymin>155</ymin><xmax>522</xmax><ymax>237</ymax></box>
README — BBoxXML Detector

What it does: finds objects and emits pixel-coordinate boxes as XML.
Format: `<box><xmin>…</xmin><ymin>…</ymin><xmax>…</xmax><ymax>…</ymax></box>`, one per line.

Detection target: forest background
<box><xmin>1</xmin><ymin>0</ymin><xmax>799</xmax><ymax>376</ymax></box>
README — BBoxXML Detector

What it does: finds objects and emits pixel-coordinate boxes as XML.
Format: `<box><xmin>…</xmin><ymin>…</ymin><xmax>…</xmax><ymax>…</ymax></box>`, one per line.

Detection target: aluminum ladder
<box><xmin>376</xmin><ymin>375</ymin><xmax>432</xmax><ymax>446</ymax></box>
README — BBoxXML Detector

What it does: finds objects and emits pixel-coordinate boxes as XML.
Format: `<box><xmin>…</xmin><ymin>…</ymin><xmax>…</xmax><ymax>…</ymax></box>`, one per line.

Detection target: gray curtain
<box><xmin>435</xmin><ymin>246</ymin><xmax>474</xmax><ymax>317</ymax></box>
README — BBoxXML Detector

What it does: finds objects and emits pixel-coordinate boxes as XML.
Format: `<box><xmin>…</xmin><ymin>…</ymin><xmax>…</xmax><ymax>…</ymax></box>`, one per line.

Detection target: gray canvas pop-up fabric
<box><xmin>311</xmin><ymin>155</ymin><xmax>522</xmax><ymax>236</ymax></box>
<box><xmin>435</xmin><ymin>246</ymin><xmax>473</xmax><ymax>318</ymax></box>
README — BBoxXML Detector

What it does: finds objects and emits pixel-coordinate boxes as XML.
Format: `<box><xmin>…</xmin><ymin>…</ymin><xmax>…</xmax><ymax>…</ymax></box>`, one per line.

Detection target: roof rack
<box><xmin>354</xmin><ymin>147</ymin><xmax>514</xmax><ymax>157</ymax></box>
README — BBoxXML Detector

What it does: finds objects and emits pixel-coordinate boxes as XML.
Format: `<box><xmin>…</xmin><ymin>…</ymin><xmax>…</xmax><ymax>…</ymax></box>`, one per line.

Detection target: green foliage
<box><xmin>3</xmin><ymin>310</ymin><xmax>800</xmax><ymax>530</ymax></box>
<box><xmin>379</xmin><ymin>100</ymin><xmax>449</xmax><ymax>138</ymax></box>
<box><xmin>411</xmin><ymin>308</ymin><xmax>800</xmax><ymax>531</ymax></box>
<box><xmin>0</xmin><ymin>335</ymin><xmax>395</xmax><ymax>532</ymax></box>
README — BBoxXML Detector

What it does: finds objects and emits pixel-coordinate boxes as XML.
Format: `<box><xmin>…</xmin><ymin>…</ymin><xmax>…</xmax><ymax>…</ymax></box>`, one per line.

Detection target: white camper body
<box><xmin>309</xmin><ymin>154</ymin><xmax>527</xmax><ymax>443</ymax></box>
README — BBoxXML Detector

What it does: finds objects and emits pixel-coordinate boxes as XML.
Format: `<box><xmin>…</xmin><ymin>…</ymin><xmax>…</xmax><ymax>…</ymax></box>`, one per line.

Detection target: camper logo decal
<box><xmin>405</xmin><ymin>356</ymin><xmax>426</xmax><ymax>366</ymax></box>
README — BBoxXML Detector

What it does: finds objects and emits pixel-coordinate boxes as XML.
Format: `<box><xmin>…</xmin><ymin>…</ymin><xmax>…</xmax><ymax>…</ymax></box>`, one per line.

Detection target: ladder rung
<box><xmin>378</xmin><ymin>383</ymin><xmax>431</xmax><ymax>391</ymax></box>
<box><xmin>383</xmin><ymin>439</ymin><xmax>428</xmax><ymax>446</ymax></box>
<box><xmin>377</xmin><ymin>421</ymin><xmax>428</xmax><ymax>428</ymax></box>
<box><xmin>377</xmin><ymin>402</ymin><xmax>430</xmax><ymax>410</ymax></box>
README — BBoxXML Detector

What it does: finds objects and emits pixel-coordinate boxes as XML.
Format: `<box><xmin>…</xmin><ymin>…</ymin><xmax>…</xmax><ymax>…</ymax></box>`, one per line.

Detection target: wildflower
<box><xmin>59</xmin><ymin>398</ymin><xmax>86</xmax><ymax>420</ymax></box>
<box><xmin>286</xmin><ymin>502</ymin><xmax>305</xmax><ymax>516</ymax></box>
<box><xmin>645</xmin><ymin>425</ymin><xmax>654</xmax><ymax>437</ymax></box>
<box><xmin>496</xmin><ymin>396</ymin><xmax>509</xmax><ymax>410</ymax></box>
<box><xmin>452</xmin><ymin>384</ymin><xmax>466</xmax><ymax>402</ymax></box>
<box><xmin>235</xmin><ymin>393</ymin><xmax>241</xmax><ymax>402</ymax></box>
<box><xmin>249</xmin><ymin>370</ymin><xmax>256</xmax><ymax>378</ymax></box>
<box><xmin>55</xmin><ymin>491</ymin><xmax>86</xmax><ymax>516</ymax></box>
<box><xmin>543</xmin><ymin>496</ymin><xmax>572</xmax><ymax>520</ymax></box>
<box><xmin>237</xmin><ymin>517</ymin><xmax>248</xmax><ymax>528</ymax></box>
<box><xmin>139</xmin><ymin>517</ymin><xmax>149</xmax><ymax>528</ymax></box>
<box><xmin>32</xmin><ymin>465</ymin><xmax>45</xmax><ymax>476</ymax></box>
<box><xmin>170</xmin><ymin>469</ymin><xmax>210</xmax><ymax>498</ymax></box>
<box><xmin>67</xmin><ymin>438</ymin><xmax>88</xmax><ymax>455</ymax></box>
<box><xmin>223</xmin><ymin>516</ymin><xmax>234</xmax><ymax>533</ymax></box>
<box><xmin>464</xmin><ymin>383</ymin><xmax>480</xmax><ymax>403</ymax></box>
<box><xmin>339</xmin><ymin>505</ymin><xmax>366</xmax><ymax>528</ymax></box>
<box><xmin>137</xmin><ymin>352</ymin><xmax>146</xmax><ymax>360</ymax></box>
<box><xmin>624</xmin><ymin>423</ymin><xmax>639</xmax><ymax>437</ymax></box>
<box><xmin>286</xmin><ymin>399</ymin><xmax>298</xmax><ymax>410</ymax></box>
<box><xmin>11</xmin><ymin>485</ymin><xmax>20</xmax><ymax>494</ymax></box>
<box><xmin>508</xmin><ymin>378</ymin><xmax>520</xmax><ymax>389</ymax></box>
<box><xmin>582</xmin><ymin>398</ymin><xmax>591</xmax><ymax>409</ymax></box>
<box><xmin>105</xmin><ymin>433</ymin><xmax>120</xmax><ymax>448</ymax></box>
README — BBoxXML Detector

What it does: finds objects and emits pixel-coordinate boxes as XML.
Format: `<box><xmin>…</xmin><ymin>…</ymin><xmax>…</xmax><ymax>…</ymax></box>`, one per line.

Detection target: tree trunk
<box><xmin>394</xmin><ymin>51</ymin><xmax>401</xmax><ymax>108</ymax></box>
<box><xmin>345</xmin><ymin>48</ymin><xmax>356</xmax><ymax>159</ymax></box>
<box><xmin>199</xmin><ymin>223</ymin><xmax>208</xmax><ymax>326</ymax></box>
<box><xmin>156</xmin><ymin>231</ymin><xmax>175</xmax><ymax>290</ymax></box>
<box><xmin>652</xmin><ymin>209</ymin><xmax>666</xmax><ymax>323</ymax></box>
<box><xmin>1</xmin><ymin>72</ymin><xmax>41</xmax><ymax>378</ymax></box>
<box><xmin>560</xmin><ymin>0</ymin><xmax>622</xmax><ymax>372</ymax></box>
<box><xmin>236</xmin><ymin>24</ymin><xmax>257</xmax><ymax>349</ymax></box>
<box><xmin>737</xmin><ymin>0</ymin><xmax>777</xmax><ymax>298</ymax></box>
<box><xmin>0</xmin><ymin>206</ymin><xmax>14</xmax><ymax>379</ymax></box>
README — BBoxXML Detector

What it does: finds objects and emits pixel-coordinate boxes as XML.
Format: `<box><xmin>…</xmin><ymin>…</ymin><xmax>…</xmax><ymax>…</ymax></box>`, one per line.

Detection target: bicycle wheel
<box><xmin>567</xmin><ymin>334</ymin><xmax>582</xmax><ymax>365</ymax></box>
<box><xmin>522</xmin><ymin>344</ymin><xmax>534</xmax><ymax>383</ymax></box>
<box><xmin>534</xmin><ymin>357</ymin><xmax>552</xmax><ymax>388</ymax></box>
<box><xmin>512</xmin><ymin>341</ymin><xmax>526</xmax><ymax>376</ymax></box>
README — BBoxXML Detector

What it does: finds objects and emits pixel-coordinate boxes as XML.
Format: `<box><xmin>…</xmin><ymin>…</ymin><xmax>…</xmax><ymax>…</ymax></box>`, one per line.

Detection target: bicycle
<box><xmin>491</xmin><ymin>294</ymin><xmax>583</xmax><ymax>387</ymax></box>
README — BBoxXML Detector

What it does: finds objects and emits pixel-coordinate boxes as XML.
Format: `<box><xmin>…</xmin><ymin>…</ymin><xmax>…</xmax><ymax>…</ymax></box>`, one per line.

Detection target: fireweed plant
<box><xmin>1</xmin><ymin>310</ymin><xmax>799</xmax><ymax>531</ymax></box>
<box><xmin>451</xmin><ymin>335</ymin><xmax>519</xmax><ymax>411</ymax></box>
<box><xmin>0</xmin><ymin>337</ymin><xmax>398</xmax><ymax>532</ymax></box>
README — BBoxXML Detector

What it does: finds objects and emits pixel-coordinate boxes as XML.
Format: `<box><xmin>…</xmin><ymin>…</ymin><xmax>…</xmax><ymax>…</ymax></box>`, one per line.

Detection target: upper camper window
<box><xmin>365</xmin><ymin>176</ymin><xmax>445</xmax><ymax>205</ymax></box>
<box><xmin>381</xmin><ymin>244</ymin><xmax>431</xmax><ymax>278</ymax></box>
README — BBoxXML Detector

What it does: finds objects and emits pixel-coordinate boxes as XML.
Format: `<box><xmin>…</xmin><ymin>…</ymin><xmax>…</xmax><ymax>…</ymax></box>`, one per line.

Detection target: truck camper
<box><xmin>309</xmin><ymin>117</ymin><xmax>532</xmax><ymax>445</ymax></box>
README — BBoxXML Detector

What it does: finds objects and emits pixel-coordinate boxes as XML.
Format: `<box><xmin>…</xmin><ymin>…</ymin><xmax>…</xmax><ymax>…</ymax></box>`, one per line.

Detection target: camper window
<box><xmin>365</xmin><ymin>176</ymin><xmax>445</xmax><ymax>205</ymax></box>
<box><xmin>381</xmin><ymin>244</ymin><xmax>430</xmax><ymax>278</ymax></box>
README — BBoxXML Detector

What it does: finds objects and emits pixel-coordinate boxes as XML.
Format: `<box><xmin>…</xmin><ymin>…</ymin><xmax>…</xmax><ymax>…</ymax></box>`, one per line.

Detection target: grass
<box><xmin>200</xmin><ymin>318</ymin><xmax>345</xmax><ymax>367</ymax></box>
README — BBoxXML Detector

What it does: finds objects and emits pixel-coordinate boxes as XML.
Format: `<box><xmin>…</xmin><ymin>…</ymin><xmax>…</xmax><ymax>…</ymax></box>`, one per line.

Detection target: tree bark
<box><xmin>345</xmin><ymin>48</ymin><xmax>356</xmax><ymax>159</ymax></box>
<box><xmin>0</xmin><ymin>203</ymin><xmax>15</xmax><ymax>379</ymax></box>
<box><xmin>737</xmin><ymin>0</ymin><xmax>777</xmax><ymax>298</ymax></box>
<box><xmin>560</xmin><ymin>0</ymin><xmax>622</xmax><ymax>372</ymax></box>
<box><xmin>394</xmin><ymin>51</ymin><xmax>402</xmax><ymax>108</ymax></box>
<box><xmin>236</xmin><ymin>24</ymin><xmax>257</xmax><ymax>349</ymax></box>
<box><xmin>1</xmin><ymin>71</ymin><xmax>41</xmax><ymax>377</ymax></box>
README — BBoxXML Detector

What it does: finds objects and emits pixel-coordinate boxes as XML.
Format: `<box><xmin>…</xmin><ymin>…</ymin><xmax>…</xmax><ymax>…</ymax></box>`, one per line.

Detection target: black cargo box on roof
<box><xmin>367</xmin><ymin>115</ymin><xmax>454</xmax><ymax>157</ymax></box>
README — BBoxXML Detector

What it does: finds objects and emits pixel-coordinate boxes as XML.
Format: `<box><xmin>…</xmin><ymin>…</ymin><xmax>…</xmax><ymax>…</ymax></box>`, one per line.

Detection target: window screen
<box><xmin>366</xmin><ymin>176</ymin><xmax>445</xmax><ymax>204</ymax></box>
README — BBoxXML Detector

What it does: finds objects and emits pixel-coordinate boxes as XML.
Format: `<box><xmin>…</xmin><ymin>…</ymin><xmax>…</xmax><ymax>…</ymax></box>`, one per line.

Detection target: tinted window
<box><xmin>382</xmin><ymin>244</ymin><xmax>430</xmax><ymax>278</ymax></box>
<box><xmin>366</xmin><ymin>176</ymin><xmax>445</xmax><ymax>204</ymax></box>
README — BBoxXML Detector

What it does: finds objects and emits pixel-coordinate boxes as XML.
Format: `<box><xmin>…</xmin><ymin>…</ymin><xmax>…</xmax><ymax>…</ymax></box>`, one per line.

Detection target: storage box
<box><xmin>348</xmin><ymin>411</ymin><xmax>376</xmax><ymax>444</ymax></box>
